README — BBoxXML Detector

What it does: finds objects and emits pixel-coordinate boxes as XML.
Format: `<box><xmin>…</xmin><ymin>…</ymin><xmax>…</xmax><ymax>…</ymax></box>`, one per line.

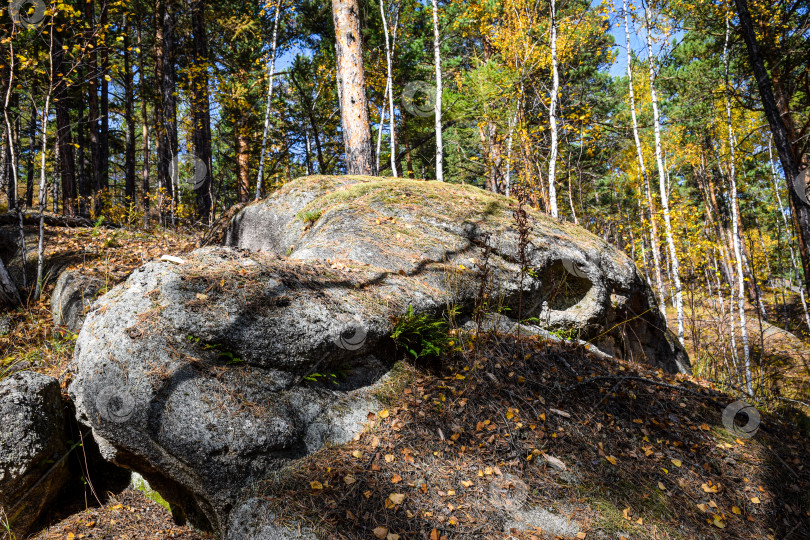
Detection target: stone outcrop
<box><xmin>69</xmin><ymin>176</ymin><xmax>688</xmax><ymax>537</ymax></box>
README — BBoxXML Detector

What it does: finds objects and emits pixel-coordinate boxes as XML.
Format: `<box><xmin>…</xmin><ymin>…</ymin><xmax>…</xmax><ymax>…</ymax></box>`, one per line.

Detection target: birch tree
<box><xmin>624</xmin><ymin>0</ymin><xmax>666</xmax><ymax>317</ymax></box>
<box><xmin>256</xmin><ymin>0</ymin><xmax>282</xmax><ymax>199</ymax></box>
<box><xmin>35</xmin><ymin>15</ymin><xmax>55</xmax><ymax>300</ymax></box>
<box><xmin>644</xmin><ymin>2</ymin><xmax>684</xmax><ymax>344</ymax></box>
<box><xmin>380</xmin><ymin>0</ymin><xmax>397</xmax><ymax>177</ymax></box>
<box><xmin>547</xmin><ymin>0</ymin><xmax>559</xmax><ymax>217</ymax></box>
<box><xmin>431</xmin><ymin>0</ymin><xmax>443</xmax><ymax>181</ymax></box>
<box><xmin>722</xmin><ymin>16</ymin><xmax>752</xmax><ymax>394</ymax></box>
<box><xmin>376</xmin><ymin>77</ymin><xmax>389</xmax><ymax>173</ymax></box>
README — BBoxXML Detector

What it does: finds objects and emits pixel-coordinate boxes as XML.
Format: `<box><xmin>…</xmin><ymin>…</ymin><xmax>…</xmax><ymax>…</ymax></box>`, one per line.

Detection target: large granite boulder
<box><xmin>0</xmin><ymin>372</ymin><xmax>70</xmax><ymax>537</ymax></box>
<box><xmin>69</xmin><ymin>176</ymin><xmax>688</xmax><ymax>537</ymax></box>
<box><xmin>226</xmin><ymin>175</ymin><xmax>687</xmax><ymax>370</ymax></box>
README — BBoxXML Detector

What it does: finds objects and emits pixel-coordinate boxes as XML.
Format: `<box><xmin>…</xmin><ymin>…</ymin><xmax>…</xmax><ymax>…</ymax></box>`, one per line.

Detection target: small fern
<box><xmin>391</xmin><ymin>306</ymin><xmax>454</xmax><ymax>360</ymax></box>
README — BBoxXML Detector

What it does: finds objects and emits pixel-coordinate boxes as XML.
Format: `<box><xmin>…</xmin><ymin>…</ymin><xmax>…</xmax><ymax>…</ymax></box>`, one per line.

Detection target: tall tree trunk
<box><xmin>54</xmin><ymin>29</ymin><xmax>77</xmax><ymax>216</ymax></box>
<box><xmin>85</xmin><ymin>0</ymin><xmax>102</xmax><ymax>214</ymax></box>
<box><xmin>256</xmin><ymin>0</ymin><xmax>281</xmax><ymax>199</ymax></box>
<box><xmin>161</xmin><ymin>0</ymin><xmax>178</xmax><ymax>224</ymax></box>
<box><xmin>138</xmin><ymin>26</ymin><xmax>150</xmax><ymax>224</ymax></box>
<box><xmin>124</xmin><ymin>12</ymin><xmax>136</xmax><ymax>206</ymax></box>
<box><xmin>400</xmin><ymin>113</ymin><xmax>414</xmax><ymax>178</ymax></box>
<box><xmin>36</xmin><ymin>20</ymin><xmax>55</xmax><ymax>301</ymax></box>
<box><xmin>76</xmin><ymin>81</ymin><xmax>89</xmax><ymax>216</ymax></box>
<box><xmin>769</xmin><ymin>138</ymin><xmax>810</xmax><ymax>333</ymax></box>
<box><xmin>733</xmin><ymin>0</ymin><xmax>810</xmax><ymax>294</ymax></box>
<box><xmin>99</xmin><ymin>2</ymin><xmax>110</xmax><ymax>196</ymax></box>
<box><xmin>25</xmin><ymin>96</ymin><xmax>36</xmax><ymax>207</ymax></box>
<box><xmin>380</xmin><ymin>0</ymin><xmax>397</xmax><ymax>177</ymax></box>
<box><xmin>3</xmin><ymin>41</ymin><xmax>26</xmax><ymax>290</ymax></box>
<box><xmin>644</xmin><ymin>2</ymin><xmax>684</xmax><ymax>345</ymax></box>
<box><xmin>375</xmin><ymin>77</ymin><xmax>389</xmax><ymax>173</ymax></box>
<box><xmin>236</xmin><ymin>116</ymin><xmax>250</xmax><ymax>202</ymax></box>
<box><xmin>292</xmin><ymin>74</ymin><xmax>327</xmax><ymax>174</ymax></box>
<box><xmin>723</xmin><ymin>16</ymin><xmax>752</xmax><ymax>394</ymax></box>
<box><xmin>154</xmin><ymin>0</ymin><xmax>166</xmax><ymax>221</ymax></box>
<box><xmin>431</xmin><ymin>0</ymin><xmax>443</xmax><ymax>181</ymax></box>
<box><xmin>0</xmin><ymin>128</ymin><xmax>8</xmax><ymax>200</ymax></box>
<box><xmin>624</xmin><ymin>0</ymin><xmax>666</xmax><ymax>317</ymax></box>
<box><xmin>547</xmin><ymin>0</ymin><xmax>559</xmax><ymax>216</ymax></box>
<box><xmin>191</xmin><ymin>0</ymin><xmax>213</xmax><ymax>221</ymax></box>
<box><xmin>504</xmin><ymin>103</ymin><xmax>518</xmax><ymax>198</ymax></box>
<box><xmin>332</xmin><ymin>0</ymin><xmax>376</xmax><ymax>175</ymax></box>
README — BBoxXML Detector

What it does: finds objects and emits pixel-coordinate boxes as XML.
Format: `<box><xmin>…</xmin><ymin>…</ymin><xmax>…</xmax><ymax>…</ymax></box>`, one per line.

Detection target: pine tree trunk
<box><xmin>154</xmin><ymin>0</ymin><xmax>166</xmax><ymax>221</ymax></box>
<box><xmin>85</xmin><ymin>0</ymin><xmax>102</xmax><ymax>213</ymax></box>
<box><xmin>124</xmin><ymin>13</ymin><xmax>136</xmax><ymax>206</ymax></box>
<box><xmin>290</xmin><ymin>75</ymin><xmax>327</xmax><ymax>174</ymax></box>
<box><xmin>769</xmin><ymin>138</ymin><xmax>810</xmax><ymax>333</ymax></box>
<box><xmin>191</xmin><ymin>0</ymin><xmax>213</xmax><ymax>221</ymax></box>
<box><xmin>236</xmin><ymin>116</ymin><xmax>250</xmax><ymax>202</ymax></box>
<box><xmin>733</xmin><ymin>0</ymin><xmax>810</xmax><ymax>294</ymax></box>
<box><xmin>431</xmin><ymin>0</ymin><xmax>443</xmax><ymax>181</ymax></box>
<box><xmin>138</xmin><ymin>26</ymin><xmax>150</xmax><ymax>224</ymax></box>
<box><xmin>162</xmin><ymin>0</ymin><xmax>178</xmax><ymax>225</ymax></box>
<box><xmin>3</xmin><ymin>42</ymin><xmax>26</xmax><ymax>290</ymax></box>
<box><xmin>644</xmin><ymin>4</ymin><xmax>684</xmax><ymax>345</ymax></box>
<box><xmin>332</xmin><ymin>0</ymin><xmax>376</xmax><ymax>175</ymax></box>
<box><xmin>53</xmin><ymin>31</ymin><xmax>77</xmax><ymax>216</ymax></box>
<box><xmin>76</xmin><ymin>82</ymin><xmax>89</xmax><ymax>216</ymax></box>
<box><xmin>99</xmin><ymin>4</ymin><xmax>110</xmax><ymax>197</ymax></box>
<box><xmin>547</xmin><ymin>0</ymin><xmax>559</xmax><ymax>217</ymax></box>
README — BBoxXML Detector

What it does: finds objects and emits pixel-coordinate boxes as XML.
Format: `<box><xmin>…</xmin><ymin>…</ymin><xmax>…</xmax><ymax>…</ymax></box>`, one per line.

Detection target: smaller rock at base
<box><xmin>226</xmin><ymin>498</ymin><xmax>317</xmax><ymax>540</ymax></box>
<box><xmin>51</xmin><ymin>270</ymin><xmax>104</xmax><ymax>332</ymax></box>
<box><xmin>0</xmin><ymin>372</ymin><xmax>71</xmax><ymax>538</ymax></box>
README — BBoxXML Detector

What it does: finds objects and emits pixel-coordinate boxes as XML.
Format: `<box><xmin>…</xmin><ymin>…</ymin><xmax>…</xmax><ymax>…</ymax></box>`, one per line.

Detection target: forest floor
<box><xmin>2</xmin><ymin>224</ymin><xmax>809</xmax><ymax>539</ymax></box>
<box><xmin>252</xmin><ymin>334</ymin><xmax>810</xmax><ymax>539</ymax></box>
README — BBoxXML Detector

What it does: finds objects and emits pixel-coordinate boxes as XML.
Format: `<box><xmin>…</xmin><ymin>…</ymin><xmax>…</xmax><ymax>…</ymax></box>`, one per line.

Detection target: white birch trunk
<box><xmin>624</xmin><ymin>0</ymin><xmax>666</xmax><ymax>317</ymax></box>
<box><xmin>256</xmin><ymin>0</ymin><xmax>282</xmax><ymax>199</ymax></box>
<box><xmin>504</xmin><ymin>105</ymin><xmax>518</xmax><ymax>197</ymax></box>
<box><xmin>35</xmin><ymin>22</ymin><xmax>56</xmax><ymax>300</ymax></box>
<box><xmin>35</xmin><ymin>93</ymin><xmax>51</xmax><ymax>300</ymax></box>
<box><xmin>375</xmin><ymin>78</ymin><xmax>389</xmax><ymax>173</ymax></box>
<box><xmin>380</xmin><ymin>0</ymin><xmax>397</xmax><ymax>177</ymax></box>
<box><xmin>431</xmin><ymin>0</ymin><xmax>443</xmax><ymax>181</ymax></box>
<box><xmin>723</xmin><ymin>16</ymin><xmax>752</xmax><ymax>394</ymax></box>
<box><xmin>644</xmin><ymin>4</ymin><xmax>684</xmax><ymax>344</ymax></box>
<box><xmin>547</xmin><ymin>0</ymin><xmax>559</xmax><ymax>217</ymax></box>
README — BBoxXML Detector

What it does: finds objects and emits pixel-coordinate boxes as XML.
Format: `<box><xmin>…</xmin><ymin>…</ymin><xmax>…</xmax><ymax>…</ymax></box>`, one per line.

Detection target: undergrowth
<box><xmin>255</xmin><ymin>332</ymin><xmax>810</xmax><ymax>539</ymax></box>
